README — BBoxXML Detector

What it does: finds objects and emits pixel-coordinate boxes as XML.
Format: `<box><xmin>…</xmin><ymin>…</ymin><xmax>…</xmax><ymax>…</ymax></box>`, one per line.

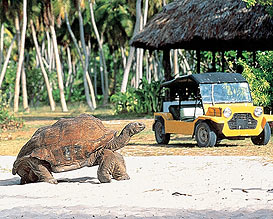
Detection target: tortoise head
<box><xmin>124</xmin><ymin>122</ymin><xmax>145</xmax><ymax>137</ymax></box>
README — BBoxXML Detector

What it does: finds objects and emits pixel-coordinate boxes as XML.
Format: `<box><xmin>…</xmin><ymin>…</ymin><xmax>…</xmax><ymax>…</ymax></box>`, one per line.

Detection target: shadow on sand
<box><xmin>0</xmin><ymin>176</ymin><xmax>100</xmax><ymax>186</ymax></box>
<box><xmin>0</xmin><ymin>177</ymin><xmax>20</xmax><ymax>186</ymax></box>
<box><xmin>57</xmin><ymin>176</ymin><xmax>99</xmax><ymax>184</ymax></box>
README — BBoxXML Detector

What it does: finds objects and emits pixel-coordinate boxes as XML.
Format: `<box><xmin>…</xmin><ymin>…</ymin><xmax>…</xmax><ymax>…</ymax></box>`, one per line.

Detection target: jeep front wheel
<box><xmin>251</xmin><ymin>122</ymin><xmax>271</xmax><ymax>145</ymax></box>
<box><xmin>195</xmin><ymin>122</ymin><xmax>217</xmax><ymax>147</ymax></box>
<box><xmin>154</xmin><ymin>120</ymin><xmax>170</xmax><ymax>144</ymax></box>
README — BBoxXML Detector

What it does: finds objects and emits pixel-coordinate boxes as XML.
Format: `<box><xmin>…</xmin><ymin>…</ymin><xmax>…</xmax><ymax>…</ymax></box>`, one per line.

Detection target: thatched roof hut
<box><xmin>131</xmin><ymin>0</ymin><xmax>273</xmax><ymax>51</ymax></box>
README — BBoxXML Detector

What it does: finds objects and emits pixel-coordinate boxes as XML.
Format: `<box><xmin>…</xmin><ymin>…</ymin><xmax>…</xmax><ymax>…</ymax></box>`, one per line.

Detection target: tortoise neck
<box><xmin>106</xmin><ymin>128</ymin><xmax>131</xmax><ymax>151</ymax></box>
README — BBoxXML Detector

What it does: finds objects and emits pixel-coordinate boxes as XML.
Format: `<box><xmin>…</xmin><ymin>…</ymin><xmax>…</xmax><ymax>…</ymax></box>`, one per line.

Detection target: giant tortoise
<box><xmin>12</xmin><ymin>114</ymin><xmax>145</xmax><ymax>184</ymax></box>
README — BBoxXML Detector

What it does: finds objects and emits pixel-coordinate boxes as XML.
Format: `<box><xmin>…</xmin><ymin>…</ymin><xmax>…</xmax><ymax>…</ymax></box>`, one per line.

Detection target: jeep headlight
<box><xmin>223</xmin><ymin>107</ymin><xmax>232</xmax><ymax>118</ymax></box>
<box><xmin>254</xmin><ymin>107</ymin><xmax>263</xmax><ymax>117</ymax></box>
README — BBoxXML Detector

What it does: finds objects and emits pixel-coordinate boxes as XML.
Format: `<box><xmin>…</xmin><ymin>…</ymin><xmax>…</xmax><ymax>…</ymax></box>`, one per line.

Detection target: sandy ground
<box><xmin>1</xmin><ymin>155</ymin><xmax>273</xmax><ymax>218</ymax></box>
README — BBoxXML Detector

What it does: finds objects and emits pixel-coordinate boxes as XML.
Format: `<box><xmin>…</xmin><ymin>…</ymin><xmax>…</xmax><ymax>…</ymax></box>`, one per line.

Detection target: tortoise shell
<box><xmin>14</xmin><ymin>114</ymin><xmax>116</xmax><ymax>172</ymax></box>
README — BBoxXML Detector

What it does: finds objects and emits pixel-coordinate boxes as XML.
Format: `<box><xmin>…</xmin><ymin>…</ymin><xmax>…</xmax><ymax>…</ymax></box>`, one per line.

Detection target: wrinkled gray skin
<box><xmin>13</xmin><ymin>121</ymin><xmax>145</xmax><ymax>184</ymax></box>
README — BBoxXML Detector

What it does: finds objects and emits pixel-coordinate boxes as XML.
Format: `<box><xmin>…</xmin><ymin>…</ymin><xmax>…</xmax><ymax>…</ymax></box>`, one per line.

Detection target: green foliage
<box><xmin>94</xmin><ymin>0</ymin><xmax>134</xmax><ymax>47</ymax></box>
<box><xmin>243</xmin><ymin>0</ymin><xmax>272</xmax><ymax>7</ymax></box>
<box><xmin>243</xmin><ymin>0</ymin><xmax>273</xmax><ymax>15</ymax></box>
<box><xmin>241</xmin><ymin>51</ymin><xmax>273</xmax><ymax>107</ymax></box>
<box><xmin>110</xmin><ymin>89</ymin><xmax>136</xmax><ymax>113</ymax></box>
<box><xmin>110</xmin><ymin>79</ymin><xmax>162</xmax><ymax>114</ymax></box>
<box><xmin>133</xmin><ymin>79</ymin><xmax>162</xmax><ymax>113</ymax></box>
<box><xmin>0</xmin><ymin>90</ymin><xmax>24</xmax><ymax>131</ymax></box>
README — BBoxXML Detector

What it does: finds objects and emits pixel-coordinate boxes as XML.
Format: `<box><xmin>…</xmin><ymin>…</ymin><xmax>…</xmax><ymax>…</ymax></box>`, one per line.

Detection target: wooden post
<box><xmin>196</xmin><ymin>49</ymin><xmax>200</xmax><ymax>73</ymax></box>
<box><xmin>163</xmin><ymin>49</ymin><xmax>172</xmax><ymax>81</ymax></box>
<box><xmin>221</xmin><ymin>51</ymin><xmax>225</xmax><ymax>72</ymax></box>
<box><xmin>253</xmin><ymin>51</ymin><xmax>256</xmax><ymax>67</ymax></box>
<box><xmin>212</xmin><ymin>51</ymin><xmax>216</xmax><ymax>72</ymax></box>
<box><xmin>236</xmin><ymin>50</ymin><xmax>243</xmax><ymax>73</ymax></box>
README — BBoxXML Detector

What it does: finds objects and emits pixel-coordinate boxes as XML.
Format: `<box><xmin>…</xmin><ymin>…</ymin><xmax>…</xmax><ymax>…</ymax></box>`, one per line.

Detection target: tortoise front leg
<box><xmin>27</xmin><ymin>157</ymin><xmax>58</xmax><ymax>184</ymax></box>
<box><xmin>17</xmin><ymin>164</ymin><xmax>38</xmax><ymax>184</ymax></box>
<box><xmin>97</xmin><ymin>149</ymin><xmax>129</xmax><ymax>183</ymax></box>
<box><xmin>112</xmin><ymin>151</ymin><xmax>130</xmax><ymax>181</ymax></box>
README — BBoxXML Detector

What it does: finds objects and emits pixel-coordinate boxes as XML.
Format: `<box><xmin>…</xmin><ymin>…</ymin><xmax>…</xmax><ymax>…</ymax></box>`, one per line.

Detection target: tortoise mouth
<box><xmin>125</xmin><ymin>122</ymin><xmax>146</xmax><ymax>137</ymax></box>
<box><xmin>133</xmin><ymin>122</ymin><xmax>145</xmax><ymax>134</ymax></box>
<box><xmin>139</xmin><ymin>122</ymin><xmax>145</xmax><ymax>131</ymax></box>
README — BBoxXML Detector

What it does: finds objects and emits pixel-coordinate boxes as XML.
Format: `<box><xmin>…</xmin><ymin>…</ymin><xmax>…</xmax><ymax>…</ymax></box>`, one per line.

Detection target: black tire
<box><xmin>195</xmin><ymin>122</ymin><xmax>217</xmax><ymax>147</ymax></box>
<box><xmin>251</xmin><ymin>122</ymin><xmax>271</xmax><ymax>145</ymax></box>
<box><xmin>154</xmin><ymin>120</ymin><xmax>170</xmax><ymax>144</ymax></box>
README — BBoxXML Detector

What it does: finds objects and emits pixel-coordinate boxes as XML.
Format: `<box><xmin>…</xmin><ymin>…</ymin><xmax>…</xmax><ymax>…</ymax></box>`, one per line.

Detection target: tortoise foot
<box><xmin>47</xmin><ymin>178</ymin><xmax>58</xmax><ymax>184</ymax></box>
<box><xmin>115</xmin><ymin>174</ymin><xmax>130</xmax><ymax>181</ymax></box>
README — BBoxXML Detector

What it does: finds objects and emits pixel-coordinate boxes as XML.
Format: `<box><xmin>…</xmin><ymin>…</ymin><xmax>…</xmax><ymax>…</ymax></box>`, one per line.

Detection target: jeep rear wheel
<box><xmin>195</xmin><ymin>122</ymin><xmax>217</xmax><ymax>147</ymax></box>
<box><xmin>154</xmin><ymin>120</ymin><xmax>170</xmax><ymax>144</ymax></box>
<box><xmin>251</xmin><ymin>122</ymin><xmax>271</xmax><ymax>145</ymax></box>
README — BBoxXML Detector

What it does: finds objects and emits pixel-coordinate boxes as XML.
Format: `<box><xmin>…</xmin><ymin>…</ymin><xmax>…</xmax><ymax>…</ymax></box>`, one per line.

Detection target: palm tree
<box><xmin>88</xmin><ymin>0</ymin><xmax>109</xmax><ymax>105</ymax></box>
<box><xmin>30</xmin><ymin>19</ymin><xmax>56</xmax><ymax>111</ymax></box>
<box><xmin>77</xmin><ymin>0</ymin><xmax>95</xmax><ymax>110</ymax></box>
<box><xmin>14</xmin><ymin>12</ymin><xmax>29</xmax><ymax>112</ymax></box>
<box><xmin>93</xmin><ymin>0</ymin><xmax>134</xmax><ymax>94</ymax></box>
<box><xmin>121</xmin><ymin>0</ymin><xmax>142</xmax><ymax>93</ymax></box>
<box><xmin>0</xmin><ymin>23</ymin><xmax>4</xmax><ymax>72</ymax></box>
<box><xmin>13</xmin><ymin>0</ymin><xmax>28</xmax><ymax>113</ymax></box>
<box><xmin>43</xmin><ymin>0</ymin><xmax>68</xmax><ymax>112</ymax></box>
<box><xmin>64</xmin><ymin>3</ymin><xmax>97</xmax><ymax>109</ymax></box>
<box><xmin>0</xmin><ymin>35</ymin><xmax>16</xmax><ymax>88</ymax></box>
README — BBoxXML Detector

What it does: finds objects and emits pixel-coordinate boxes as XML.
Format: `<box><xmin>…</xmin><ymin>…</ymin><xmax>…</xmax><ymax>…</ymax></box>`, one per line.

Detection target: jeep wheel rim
<box><xmin>199</xmin><ymin>127</ymin><xmax>208</xmax><ymax>143</ymax></box>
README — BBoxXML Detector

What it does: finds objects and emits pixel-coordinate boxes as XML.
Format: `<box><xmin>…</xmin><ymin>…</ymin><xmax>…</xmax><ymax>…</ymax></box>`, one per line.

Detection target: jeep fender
<box><xmin>193</xmin><ymin>119</ymin><xmax>222</xmax><ymax>138</ymax></box>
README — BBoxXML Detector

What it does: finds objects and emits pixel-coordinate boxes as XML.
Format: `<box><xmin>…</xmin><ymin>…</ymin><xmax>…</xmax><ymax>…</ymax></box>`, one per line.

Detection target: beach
<box><xmin>1</xmin><ymin>155</ymin><xmax>273</xmax><ymax>218</ymax></box>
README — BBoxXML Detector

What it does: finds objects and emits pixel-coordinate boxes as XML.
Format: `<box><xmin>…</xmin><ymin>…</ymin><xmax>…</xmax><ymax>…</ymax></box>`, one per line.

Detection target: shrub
<box><xmin>110</xmin><ymin>79</ymin><xmax>162</xmax><ymax>114</ymax></box>
<box><xmin>0</xmin><ymin>90</ymin><xmax>24</xmax><ymax>131</ymax></box>
<box><xmin>240</xmin><ymin>51</ymin><xmax>273</xmax><ymax>108</ymax></box>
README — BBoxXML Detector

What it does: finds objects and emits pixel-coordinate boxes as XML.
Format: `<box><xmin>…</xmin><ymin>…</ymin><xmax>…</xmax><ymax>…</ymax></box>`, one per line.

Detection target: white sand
<box><xmin>1</xmin><ymin>155</ymin><xmax>273</xmax><ymax>218</ymax></box>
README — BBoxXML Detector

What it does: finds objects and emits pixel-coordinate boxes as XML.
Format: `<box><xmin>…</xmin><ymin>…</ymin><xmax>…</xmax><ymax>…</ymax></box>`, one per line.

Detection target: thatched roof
<box><xmin>131</xmin><ymin>0</ymin><xmax>273</xmax><ymax>51</ymax></box>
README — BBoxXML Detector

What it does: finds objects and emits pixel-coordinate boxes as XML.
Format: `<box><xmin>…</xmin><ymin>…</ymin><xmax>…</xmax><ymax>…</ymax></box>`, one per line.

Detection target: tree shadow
<box><xmin>21</xmin><ymin>113</ymin><xmax>152</xmax><ymax>122</ymax></box>
<box><xmin>129</xmin><ymin>142</ymin><xmax>239</xmax><ymax>148</ymax></box>
<box><xmin>57</xmin><ymin>176</ymin><xmax>99</xmax><ymax>184</ymax></box>
<box><xmin>0</xmin><ymin>177</ymin><xmax>20</xmax><ymax>186</ymax></box>
<box><xmin>232</xmin><ymin>187</ymin><xmax>273</xmax><ymax>193</ymax></box>
<box><xmin>0</xmin><ymin>176</ymin><xmax>100</xmax><ymax>186</ymax></box>
<box><xmin>21</xmin><ymin>116</ymin><xmax>63</xmax><ymax>121</ymax></box>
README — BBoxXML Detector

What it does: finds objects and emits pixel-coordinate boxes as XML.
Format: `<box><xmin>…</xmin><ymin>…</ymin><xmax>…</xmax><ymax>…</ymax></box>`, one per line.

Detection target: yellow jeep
<box><xmin>153</xmin><ymin>72</ymin><xmax>273</xmax><ymax>147</ymax></box>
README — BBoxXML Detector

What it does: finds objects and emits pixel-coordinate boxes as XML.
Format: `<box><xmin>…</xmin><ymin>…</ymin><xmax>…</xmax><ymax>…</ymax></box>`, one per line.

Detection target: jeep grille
<box><xmin>228</xmin><ymin>113</ymin><xmax>257</xmax><ymax>130</ymax></box>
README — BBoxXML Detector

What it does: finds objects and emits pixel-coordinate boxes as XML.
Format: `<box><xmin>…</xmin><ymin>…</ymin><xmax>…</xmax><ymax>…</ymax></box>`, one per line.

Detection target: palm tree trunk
<box><xmin>21</xmin><ymin>65</ymin><xmax>29</xmax><ymax>112</ymax></box>
<box><xmin>46</xmin><ymin>31</ymin><xmax>53</xmax><ymax>72</ymax></box>
<box><xmin>120</xmin><ymin>46</ymin><xmax>126</xmax><ymax>69</ymax></box>
<box><xmin>49</xmin><ymin>25</ymin><xmax>68</xmax><ymax>112</ymax></box>
<box><xmin>121</xmin><ymin>0</ymin><xmax>142</xmax><ymax>93</ymax></box>
<box><xmin>65</xmin><ymin>12</ymin><xmax>83</xmax><ymax>66</ymax></box>
<box><xmin>14</xmin><ymin>8</ymin><xmax>29</xmax><ymax>112</ymax></box>
<box><xmin>154</xmin><ymin>50</ymin><xmax>162</xmax><ymax>80</ymax></box>
<box><xmin>0</xmin><ymin>24</ymin><xmax>4</xmax><ymax>71</ymax></box>
<box><xmin>65</xmin><ymin>46</ymin><xmax>72</xmax><ymax>88</ymax></box>
<box><xmin>66</xmin><ymin>11</ymin><xmax>96</xmax><ymax>109</ymax></box>
<box><xmin>30</xmin><ymin>19</ymin><xmax>55</xmax><ymax>111</ymax></box>
<box><xmin>121</xmin><ymin>47</ymin><xmax>135</xmax><ymax>93</ymax></box>
<box><xmin>178</xmin><ymin>50</ymin><xmax>192</xmax><ymax>75</ymax></box>
<box><xmin>88</xmin><ymin>0</ymin><xmax>109</xmax><ymax>105</ymax></box>
<box><xmin>14</xmin><ymin>0</ymin><xmax>27</xmax><ymax>113</ymax></box>
<box><xmin>77</xmin><ymin>1</ymin><xmax>94</xmax><ymax>111</ymax></box>
<box><xmin>173</xmin><ymin>49</ymin><xmax>179</xmax><ymax>77</ymax></box>
<box><xmin>0</xmin><ymin>35</ymin><xmax>16</xmax><ymax>88</ymax></box>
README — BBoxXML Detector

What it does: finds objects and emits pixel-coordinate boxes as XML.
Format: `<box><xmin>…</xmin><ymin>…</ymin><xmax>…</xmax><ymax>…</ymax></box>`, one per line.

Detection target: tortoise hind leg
<box><xmin>27</xmin><ymin>157</ymin><xmax>58</xmax><ymax>184</ymax></box>
<box><xmin>97</xmin><ymin>149</ymin><xmax>129</xmax><ymax>183</ymax></box>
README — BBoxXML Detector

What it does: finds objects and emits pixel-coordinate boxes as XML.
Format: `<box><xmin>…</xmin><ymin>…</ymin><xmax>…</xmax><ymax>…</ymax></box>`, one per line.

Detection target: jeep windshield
<box><xmin>200</xmin><ymin>82</ymin><xmax>252</xmax><ymax>104</ymax></box>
